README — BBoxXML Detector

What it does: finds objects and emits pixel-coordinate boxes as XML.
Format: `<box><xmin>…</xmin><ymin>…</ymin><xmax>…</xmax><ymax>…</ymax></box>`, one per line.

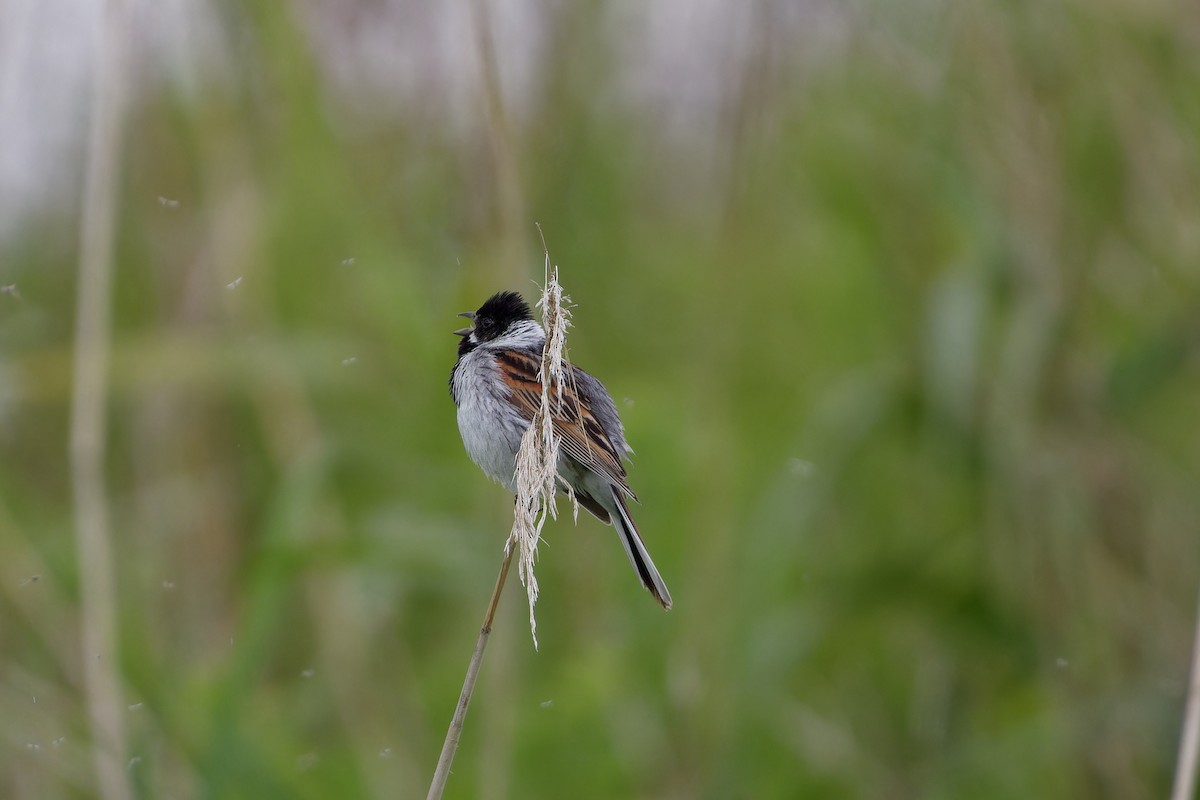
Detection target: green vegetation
<box><xmin>2</xmin><ymin>1</ymin><xmax>1199</xmax><ymax>797</ymax></box>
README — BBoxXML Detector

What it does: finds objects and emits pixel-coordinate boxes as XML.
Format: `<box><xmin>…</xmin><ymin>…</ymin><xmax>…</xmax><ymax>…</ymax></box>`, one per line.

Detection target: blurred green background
<box><xmin>3</xmin><ymin>1</ymin><xmax>1200</xmax><ymax>797</ymax></box>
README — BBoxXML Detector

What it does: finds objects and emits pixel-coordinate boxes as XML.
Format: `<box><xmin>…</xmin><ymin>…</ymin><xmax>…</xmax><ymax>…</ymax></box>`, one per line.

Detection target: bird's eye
<box><xmin>477</xmin><ymin>318</ymin><xmax>494</xmax><ymax>337</ymax></box>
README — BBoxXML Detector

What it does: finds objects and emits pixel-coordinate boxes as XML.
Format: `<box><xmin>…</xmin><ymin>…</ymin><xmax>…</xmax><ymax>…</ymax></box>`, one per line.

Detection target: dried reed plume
<box><xmin>509</xmin><ymin>228</ymin><xmax>574</xmax><ymax>647</ymax></box>
<box><xmin>427</xmin><ymin>232</ymin><xmax>571</xmax><ymax>799</ymax></box>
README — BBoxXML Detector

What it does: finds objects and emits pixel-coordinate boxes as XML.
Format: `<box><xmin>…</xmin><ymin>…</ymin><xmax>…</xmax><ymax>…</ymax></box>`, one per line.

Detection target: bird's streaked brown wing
<box><xmin>492</xmin><ymin>348</ymin><xmax>636</xmax><ymax>500</ymax></box>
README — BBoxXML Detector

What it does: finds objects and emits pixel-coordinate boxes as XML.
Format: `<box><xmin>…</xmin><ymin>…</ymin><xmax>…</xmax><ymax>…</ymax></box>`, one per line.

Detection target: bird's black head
<box><xmin>454</xmin><ymin>291</ymin><xmax>534</xmax><ymax>355</ymax></box>
<box><xmin>474</xmin><ymin>291</ymin><xmax>533</xmax><ymax>339</ymax></box>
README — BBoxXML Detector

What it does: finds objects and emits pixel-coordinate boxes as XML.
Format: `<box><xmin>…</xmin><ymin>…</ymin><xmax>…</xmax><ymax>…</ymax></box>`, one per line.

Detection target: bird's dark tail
<box><xmin>609</xmin><ymin>487</ymin><xmax>672</xmax><ymax>610</ymax></box>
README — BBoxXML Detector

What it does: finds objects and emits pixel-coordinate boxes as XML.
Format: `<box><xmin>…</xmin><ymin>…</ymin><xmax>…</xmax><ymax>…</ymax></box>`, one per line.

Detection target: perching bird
<box><xmin>449</xmin><ymin>291</ymin><xmax>672</xmax><ymax>609</ymax></box>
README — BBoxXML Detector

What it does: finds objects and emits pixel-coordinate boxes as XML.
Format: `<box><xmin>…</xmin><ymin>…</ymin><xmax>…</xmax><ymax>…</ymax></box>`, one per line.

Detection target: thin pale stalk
<box><xmin>70</xmin><ymin>1</ymin><xmax>131</xmax><ymax>799</ymax></box>
<box><xmin>1171</xmin><ymin>589</ymin><xmax>1200</xmax><ymax>800</ymax></box>
<box><xmin>427</xmin><ymin>546</ymin><xmax>515</xmax><ymax>800</ymax></box>
<box><xmin>467</xmin><ymin>0</ymin><xmax>526</xmax><ymax>284</ymax></box>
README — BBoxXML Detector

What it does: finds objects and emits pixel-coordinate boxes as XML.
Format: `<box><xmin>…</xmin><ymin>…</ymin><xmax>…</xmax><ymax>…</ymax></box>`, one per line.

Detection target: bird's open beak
<box><xmin>453</xmin><ymin>311</ymin><xmax>475</xmax><ymax>337</ymax></box>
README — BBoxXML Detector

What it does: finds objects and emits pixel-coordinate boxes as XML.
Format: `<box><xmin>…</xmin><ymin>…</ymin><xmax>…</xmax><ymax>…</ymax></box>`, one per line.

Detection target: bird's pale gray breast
<box><xmin>452</xmin><ymin>350</ymin><xmax>529</xmax><ymax>491</ymax></box>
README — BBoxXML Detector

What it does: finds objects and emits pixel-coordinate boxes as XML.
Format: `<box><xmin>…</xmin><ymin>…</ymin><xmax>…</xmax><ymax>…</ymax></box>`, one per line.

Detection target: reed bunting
<box><xmin>449</xmin><ymin>291</ymin><xmax>672</xmax><ymax>609</ymax></box>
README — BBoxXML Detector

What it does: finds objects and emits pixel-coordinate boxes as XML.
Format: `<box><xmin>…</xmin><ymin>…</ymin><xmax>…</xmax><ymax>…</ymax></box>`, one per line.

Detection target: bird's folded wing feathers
<box><xmin>493</xmin><ymin>349</ymin><xmax>637</xmax><ymax>501</ymax></box>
